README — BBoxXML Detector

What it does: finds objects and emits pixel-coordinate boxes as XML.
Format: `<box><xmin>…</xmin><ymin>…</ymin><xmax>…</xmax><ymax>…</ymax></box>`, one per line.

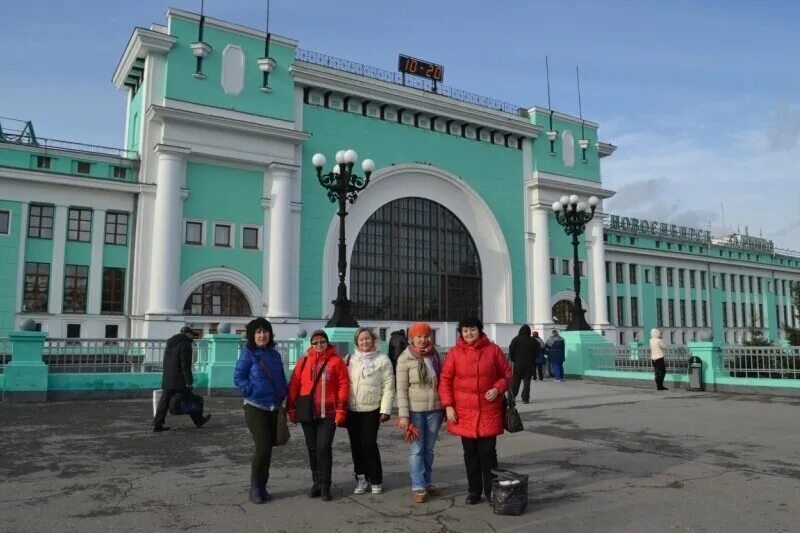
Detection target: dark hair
<box><xmin>310</xmin><ymin>329</ymin><xmax>329</xmax><ymax>343</ymax></box>
<box><xmin>457</xmin><ymin>316</ymin><xmax>484</xmax><ymax>334</ymax></box>
<box><xmin>246</xmin><ymin>318</ymin><xmax>275</xmax><ymax>349</ymax></box>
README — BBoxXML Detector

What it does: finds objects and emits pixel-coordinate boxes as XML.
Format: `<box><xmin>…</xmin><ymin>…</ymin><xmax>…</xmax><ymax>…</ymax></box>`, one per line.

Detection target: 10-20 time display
<box><xmin>398</xmin><ymin>54</ymin><xmax>444</xmax><ymax>82</ymax></box>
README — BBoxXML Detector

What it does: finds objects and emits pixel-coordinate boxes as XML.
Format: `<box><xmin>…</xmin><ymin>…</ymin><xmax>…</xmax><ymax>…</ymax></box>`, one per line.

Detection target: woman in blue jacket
<box><xmin>234</xmin><ymin>317</ymin><xmax>288</xmax><ymax>504</ymax></box>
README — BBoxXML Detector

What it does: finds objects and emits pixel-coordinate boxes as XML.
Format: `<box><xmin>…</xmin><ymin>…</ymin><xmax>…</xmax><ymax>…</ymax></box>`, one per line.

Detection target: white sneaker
<box><xmin>371</xmin><ymin>483</ymin><xmax>383</xmax><ymax>494</ymax></box>
<box><xmin>354</xmin><ymin>475</ymin><xmax>369</xmax><ymax>495</ymax></box>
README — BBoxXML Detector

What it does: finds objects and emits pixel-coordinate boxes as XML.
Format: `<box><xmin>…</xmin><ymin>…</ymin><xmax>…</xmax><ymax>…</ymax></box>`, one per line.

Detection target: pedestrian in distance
<box><xmin>532</xmin><ymin>330</ymin><xmax>546</xmax><ymax>381</ymax></box>
<box><xmin>545</xmin><ymin>329</ymin><xmax>566</xmax><ymax>382</ymax></box>
<box><xmin>650</xmin><ymin>328</ymin><xmax>668</xmax><ymax>390</ymax></box>
<box><xmin>233</xmin><ymin>318</ymin><xmax>288</xmax><ymax>504</ymax></box>
<box><xmin>287</xmin><ymin>330</ymin><xmax>349</xmax><ymax>501</ymax></box>
<box><xmin>508</xmin><ymin>325</ymin><xmax>540</xmax><ymax>403</ymax></box>
<box><xmin>345</xmin><ymin>328</ymin><xmax>395</xmax><ymax>496</ymax></box>
<box><xmin>387</xmin><ymin>329</ymin><xmax>408</xmax><ymax>373</ymax></box>
<box><xmin>153</xmin><ymin>326</ymin><xmax>210</xmax><ymax>432</ymax></box>
<box><xmin>396</xmin><ymin>322</ymin><xmax>444</xmax><ymax>504</ymax></box>
<box><xmin>439</xmin><ymin>316</ymin><xmax>512</xmax><ymax>505</ymax></box>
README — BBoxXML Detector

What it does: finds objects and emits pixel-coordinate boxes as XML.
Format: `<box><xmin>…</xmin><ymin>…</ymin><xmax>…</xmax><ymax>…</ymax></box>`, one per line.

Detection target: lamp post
<box><xmin>551</xmin><ymin>194</ymin><xmax>600</xmax><ymax>331</ymax></box>
<box><xmin>312</xmin><ymin>149</ymin><xmax>375</xmax><ymax>328</ymax></box>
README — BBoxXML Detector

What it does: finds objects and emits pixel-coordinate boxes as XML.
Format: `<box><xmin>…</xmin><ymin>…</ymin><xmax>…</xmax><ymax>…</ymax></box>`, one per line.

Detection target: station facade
<box><xmin>0</xmin><ymin>9</ymin><xmax>798</xmax><ymax>346</ymax></box>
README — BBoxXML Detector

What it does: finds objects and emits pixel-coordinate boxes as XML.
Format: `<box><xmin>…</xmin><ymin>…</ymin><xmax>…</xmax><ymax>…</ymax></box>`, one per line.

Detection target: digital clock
<box><xmin>398</xmin><ymin>54</ymin><xmax>444</xmax><ymax>83</ymax></box>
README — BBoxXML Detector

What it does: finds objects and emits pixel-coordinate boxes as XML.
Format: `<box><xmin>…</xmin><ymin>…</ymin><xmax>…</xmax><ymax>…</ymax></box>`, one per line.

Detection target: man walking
<box><xmin>153</xmin><ymin>326</ymin><xmax>211</xmax><ymax>432</ymax></box>
<box><xmin>508</xmin><ymin>325</ymin><xmax>540</xmax><ymax>403</ymax></box>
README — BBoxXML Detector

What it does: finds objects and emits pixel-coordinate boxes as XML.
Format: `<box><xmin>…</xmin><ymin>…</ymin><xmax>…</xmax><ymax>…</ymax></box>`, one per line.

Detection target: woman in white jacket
<box><xmin>346</xmin><ymin>327</ymin><xmax>395</xmax><ymax>495</ymax></box>
<box><xmin>649</xmin><ymin>328</ymin><xmax>668</xmax><ymax>391</ymax></box>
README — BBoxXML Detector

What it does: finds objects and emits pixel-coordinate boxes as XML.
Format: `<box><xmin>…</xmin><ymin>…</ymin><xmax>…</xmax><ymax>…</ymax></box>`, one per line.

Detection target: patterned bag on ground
<box><xmin>503</xmin><ymin>391</ymin><xmax>524</xmax><ymax>433</ymax></box>
<box><xmin>490</xmin><ymin>469</ymin><xmax>529</xmax><ymax>516</ymax></box>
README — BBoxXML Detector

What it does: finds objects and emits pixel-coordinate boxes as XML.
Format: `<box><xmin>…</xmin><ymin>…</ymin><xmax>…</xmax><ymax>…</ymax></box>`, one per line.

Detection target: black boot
<box><xmin>320</xmin><ymin>485</ymin><xmax>332</xmax><ymax>501</ymax></box>
<box><xmin>249</xmin><ymin>475</ymin><xmax>264</xmax><ymax>504</ymax></box>
<box><xmin>308</xmin><ymin>469</ymin><xmax>321</xmax><ymax>498</ymax></box>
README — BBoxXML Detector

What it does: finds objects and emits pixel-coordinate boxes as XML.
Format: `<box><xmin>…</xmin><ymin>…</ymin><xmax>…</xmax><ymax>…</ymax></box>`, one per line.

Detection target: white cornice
<box><xmin>112</xmin><ymin>28</ymin><xmax>176</xmax><ymax>89</ymax></box>
<box><xmin>291</xmin><ymin>62</ymin><xmax>542</xmax><ymax>140</ymax></box>
<box><xmin>0</xmin><ymin>166</ymin><xmax>154</xmax><ymax>194</ymax></box>
<box><xmin>166</xmin><ymin>9</ymin><xmax>297</xmax><ymax>48</ymax></box>
<box><xmin>605</xmin><ymin>245</ymin><xmax>800</xmax><ymax>275</ymax></box>
<box><xmin>597</xmin><ymin>142</ymin><xmax>617</xmax><ymax>158</ymax></box>
<box><xmin>527</xmin><ymin>107</ymin><xmax>600</xmax><ymax>129</ymax></box>
<box><xmin>0</xmin><ymin>141</ymin><xmax>136</xmax><ymax>165</ymax></box>
<box><xmin>527</xmin><ymin>171</ymin><xmax>616</xmax><ymax>207</ymax></box>
<box><xmin>165</xmin><ymin>98</ymin><xmax>297</xmax><ymax>131</ymax></box>
<box><xmin>146</xmin><ymin>104</ymin><xmax>310</xmax><ymax>144</ymax></box>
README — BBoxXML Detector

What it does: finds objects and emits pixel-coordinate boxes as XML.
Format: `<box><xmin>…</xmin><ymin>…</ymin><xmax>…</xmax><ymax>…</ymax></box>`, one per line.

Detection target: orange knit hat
<box><xmin>407</xmin><ymin>322</ymin><xmax>432</xmax><ymax>338</ymax></box>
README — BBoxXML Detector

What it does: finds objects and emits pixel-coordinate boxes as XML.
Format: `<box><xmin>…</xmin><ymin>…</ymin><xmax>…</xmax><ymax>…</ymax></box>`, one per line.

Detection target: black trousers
<box><xmin>153</xmin><ymin>389</ymin><xmax>205</xmax><ymax>428</ymax></box>
<box><xmin>652</xmin><ymin>358</ymin><xmax>667</xmax><ymax>389</ymax></box>
<box><xmin>346</xmin><ymin>409</ymin><xmax>383</xmax><ymax>484</ymax></box>
<box><xmin>243</xmin><ymin>405</ymin><xmax>277</xmax><ymax>487</ymax></box>
<box><xmin>512</xmin><ymin>366</ymin><xmax>532</xmax><ymax>402</ymax></box>
<box><xmin>534</xmin><ymin>364</ymin><xmax>545</xmax><ymax>381</ymax></box>
<box><xmin>301</xmin><ymin>417</ymin><xmax>337</xmax><ymax>489</ymax></box>
<box><xmin>461</xmin><ymin>436</ymin><xmax>497</xmax><ymax>498</ymax></box>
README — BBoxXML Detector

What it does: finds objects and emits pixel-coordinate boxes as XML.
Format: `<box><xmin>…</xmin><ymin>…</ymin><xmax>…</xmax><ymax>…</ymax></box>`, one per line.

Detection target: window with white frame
<box><xmin>242</xmin><ymin>226</ymin><xmax>260</xmax><ymax>250</ymax></box>
<box><xmin>0</xmin><ymin>209</ymin><xmax>10</xmax><ymax>235</ymax></box>
<box><xmin>185</xmin><ymin>221</ymin><xmax>204</xmax><ymax>245</ymax></box>
<box><xmin>214</xmin><ymin>223</ymin><xmax>232</xmax><ymax>247</ymax></box>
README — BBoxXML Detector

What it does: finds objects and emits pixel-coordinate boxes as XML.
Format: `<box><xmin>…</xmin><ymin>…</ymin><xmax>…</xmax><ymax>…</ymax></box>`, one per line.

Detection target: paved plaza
<box><xmin>1</xmin><ymin>381</ymin><xmax>798</xmax><ymax>533</ymax></box>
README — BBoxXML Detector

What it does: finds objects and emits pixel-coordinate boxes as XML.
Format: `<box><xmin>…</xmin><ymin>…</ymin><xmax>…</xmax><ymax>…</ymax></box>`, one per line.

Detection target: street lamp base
<box><xmin>325</xmin><ymin>297</ymin><xmax>359</xmax><ymax>328</ymax></box>
<box><xmin>565</xmin><ymin>299</ymin><xmax>593</xmax><ymax>331</ymax></box>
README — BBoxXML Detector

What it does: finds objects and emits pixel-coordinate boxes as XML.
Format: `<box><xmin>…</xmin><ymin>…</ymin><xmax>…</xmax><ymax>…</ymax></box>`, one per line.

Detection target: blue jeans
<box><xmin>408</xmin><ymin>410</ymin><xmax>443</xmax><ymax>491</ymax></box>
<box><xmin>552</xmin><ymin>361</ymin><xmax>564</xmax><ymax>380</ymax></box>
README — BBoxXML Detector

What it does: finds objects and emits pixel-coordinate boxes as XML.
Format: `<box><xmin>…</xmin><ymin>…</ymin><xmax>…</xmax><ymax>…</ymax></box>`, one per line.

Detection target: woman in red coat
<box><xmin>287</xmin><ymin>330</ymin><xmax>349</xmax><ymax>501</ymax></box>
<box><xmin>439</xmin><ymin>316</ymin><xmax>512</xmax><ymax>504</ymax></box>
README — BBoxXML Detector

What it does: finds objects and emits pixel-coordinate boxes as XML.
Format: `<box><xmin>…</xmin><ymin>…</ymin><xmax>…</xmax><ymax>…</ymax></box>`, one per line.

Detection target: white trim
<box><xmin>212</xmin><ymin>221</ymin><xmax>234</xmax><ymax>248</ymax></box>
<box><xmin>240</xmin><ymin>224</ymin><xmax>262</xmax><ymax>251</ymax></box>
<box><xmin>527</xmin><ymin>107</ymin><xmax>600</xmax><ymax>129</ymax></box>
<box><xmin>321</xmin><ymin>164</ymin><xmax>514</xmax><ymax>323</ymax></box>
<box><xmin>550</xmin><ymin>290</ymin><xmax>594</xmax><ymax>324</ymax></box>
<box><xmin>112</xmin><ymin>28</ymin><xmax>176</xmax><ymax>90</ymax></box>
<box><xmin>179</xmin><ymin>267</ymin><xmax>262</xmax><ymax>318</ymax></box>
<box><xmin>183</xmin><ymin>218</ymin><xmax>206</xmax><ymax>246</ymax></box>
<box><xmin>164</xmin><ymin>98</ymin><xmax>297</xmax><ymax>131</ymax></box>
<box><xmin>0</xmin><ymin>166</ymin><xmax>153</xmax><ymax>195</ymax></box>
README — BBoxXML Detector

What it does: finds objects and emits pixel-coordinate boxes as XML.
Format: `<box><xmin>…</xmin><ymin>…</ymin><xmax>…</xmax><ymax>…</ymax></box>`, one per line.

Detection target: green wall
<box><xmin>300</xmin><ymin>105</ymin><xmax>526</xmax><ymax>322</ymax></box>
<box><xmin>127</xmin><ymin>86</ymin><xmax>143</xmax><ymax>154</ymax></box>
<box><xmin>529</xmin><ymin>111</ymin><xmax>600</xmax><ymax>182</ymax></box>
<box><xmin>0</xmin><ymin>200</ymin><xmax>21</xmax><ymax>336</ymax></box>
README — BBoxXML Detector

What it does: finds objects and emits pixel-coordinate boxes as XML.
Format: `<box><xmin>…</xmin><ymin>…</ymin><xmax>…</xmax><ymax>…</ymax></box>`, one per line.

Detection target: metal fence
<box><xmin>589</xmin><ymin>345</ymin><xmax>691</xmax><ymax>373</ymax></box>
<box><xmin>42</xmin><ymin>339</ymin><xmax>174</xmax><ymax>374</ymax></box>
<box><xmin>0</xmin><ymin>338</ymin><xmax>10</xmax><ymax>373</ymax></box>
<box><xmin>721</xmin><ymin>346</ymin><xmax>800</xmax><ymax>379</ymax></box>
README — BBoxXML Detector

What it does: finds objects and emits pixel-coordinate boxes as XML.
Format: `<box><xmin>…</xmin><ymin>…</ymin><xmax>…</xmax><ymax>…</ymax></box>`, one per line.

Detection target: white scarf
<box><xmin>353</xmin><ymin>349</ymin><xmax>379</xmax><ymax>377</ymax></box>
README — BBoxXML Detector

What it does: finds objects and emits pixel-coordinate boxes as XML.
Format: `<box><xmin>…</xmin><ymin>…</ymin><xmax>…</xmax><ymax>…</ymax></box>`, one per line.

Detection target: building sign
<box><xmin>609</xmin><ymin>215</ymin><xmax>711</xmax><ymax>243</ymax></box>
<box><xmin>717</xmin><ymin>234</ymin><xmax>774</xmax><ymax>254</ymax></box>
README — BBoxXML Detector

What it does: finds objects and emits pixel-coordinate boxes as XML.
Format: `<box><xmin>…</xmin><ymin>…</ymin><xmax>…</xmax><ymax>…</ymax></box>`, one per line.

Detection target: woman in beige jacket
<box><xmin>396</xmin><ymin>322</ymin><xmax>444</xmax><ymax>503</ymax></box>
<box><xmin>649</xmin><ymin>328</ymin><xmax>668</xmax><ymax>390</ymax></box>
<box><xmin>345</xmin><ymin>328</ymin><xmax>395</xmax><ymax>495</ymax></box>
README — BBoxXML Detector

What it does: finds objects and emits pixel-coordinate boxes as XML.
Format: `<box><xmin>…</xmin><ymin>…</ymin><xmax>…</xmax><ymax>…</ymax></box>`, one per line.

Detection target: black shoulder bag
<box><xmin>295</xmin><ymin>357</ymin><xmax>329</xmax><ymax>423</ymax></box>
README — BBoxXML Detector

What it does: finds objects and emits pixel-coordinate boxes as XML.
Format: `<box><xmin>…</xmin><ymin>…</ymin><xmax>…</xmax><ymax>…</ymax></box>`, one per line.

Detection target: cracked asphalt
<box><xmin>1</xmin><ymin>381</ymin><xmax>798</xmax><ymax>533</ymax></box>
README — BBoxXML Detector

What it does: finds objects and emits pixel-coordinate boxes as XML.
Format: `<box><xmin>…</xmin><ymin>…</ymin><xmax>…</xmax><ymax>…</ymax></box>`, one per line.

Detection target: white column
<box><xmin>587</xmin><ymin>217</ymin><xmax>608</xmax><ymax>326</ymax></box>
<box><xmin>531</xmin><ymin>206</ymin><xmax>551</xmax><ymax>329</ymax></box>
<box><xmin>87</xmin><ymin>209</ymin><xmax>106</xmax><ymax>315</ymax></box>
<box><xmin>266</xmin><ymin>163</ymin><xmax>297</xmax><ymax>319</ymax></box>
<box><xmin>48</xmin><ymin>205</ymin><xmax>68</xmax><ymax>314</ymax></box>
<box><xmin>146</xmin><ymin>144</ymin><xmax>189</xmax><ymax>315</ymax></box>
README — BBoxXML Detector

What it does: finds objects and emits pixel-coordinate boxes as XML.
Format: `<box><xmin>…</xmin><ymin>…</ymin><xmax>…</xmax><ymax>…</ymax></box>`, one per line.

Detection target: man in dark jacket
<box><xmin>153</xmin><ymin>327</ymin><xmax>211</xmax><ymax>432</ymax></box>
<box><xmin>545</xmin><ymin>329</ymin><xmax>566</xmax><ymax>382</ymax></box>
<box><xmin>387</xmin><ymin>329</ymin><xmax>408</xmax><ymax>372</ymax></box>
<box><xmin>508</xmin><ymin>324</ymin><xmax>540</xmax><ymax>403</ymax></box>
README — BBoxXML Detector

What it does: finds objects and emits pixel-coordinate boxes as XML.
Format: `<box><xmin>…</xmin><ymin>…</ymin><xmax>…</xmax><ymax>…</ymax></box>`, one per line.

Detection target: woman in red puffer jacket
<box><xmin>439</xmin><ymin>316</ymin><xmax>512</xmax><ymax>505</ymax></box>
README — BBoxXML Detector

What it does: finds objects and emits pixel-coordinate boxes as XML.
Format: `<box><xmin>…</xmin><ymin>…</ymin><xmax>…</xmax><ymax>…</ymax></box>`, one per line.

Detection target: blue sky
<box><xmin>2</xmin><ymin>0</ymin><xmax>799</xmax><ymax>250</ymax></box>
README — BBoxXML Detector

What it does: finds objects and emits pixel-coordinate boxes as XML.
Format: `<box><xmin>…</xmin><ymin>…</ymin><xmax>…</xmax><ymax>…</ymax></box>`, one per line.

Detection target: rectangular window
<box><xmin>0</xmin><ymin>209</ymin><xmax>9</xmax><ymax>235</ymax></box>
<box><xmin>67</xmin><ymin>207</ymin><xmax>92</xmax><ymax>242</ymax></box>
<box><xmin>607</xmin><ymin>296</ymin><xmax>612</xmax><ymax>323</ymax></box>
<box><xmin>214</xmin><ymin>224</ymin><xmax>231</xmax><ymax>247</ymax></box>
<box><xmin>629</xmin><ymin>264</ymin><xmax>637</xmax><ymax>284</ymax></box>
<box><xmin>23</xmin><ymin>262</ymin><xmax>50</xmax><ymax>312</ymax></box>
<box><xmin>667</xmin><ymin>268</ymin><xmax>674</xmax><ymax>287</ymax></box>
<box><xmin>690</xmin><ymin>270</ymin><xmax>696</xmax><ymax>288</ymax></box>
<box><xmin>645</xmin><ymin>269</ymin><xmax>652</xmax><ymax>284</ymax></box>
<box><xmin>758</xmin><ymin>303</ymin><xmax>764</xmax><ymax>328</ymax></box>
<box><xmin>656</xmin><ymin>298</ymin><xmax>663</xmax><ymax>326</ymax></box>
<box><xmin>757</xmin><ymin>277</ymin><xmax>762</xmax><ymax>293</ymax></box>
<box><xmin>112</xmin><ymin>166</ymin><xmax>127</xmax><ymax>179</ymax></box>
<box><xmin>552</xmin><ymin>258</ymin><xmax>557</xmax><ymax>275</ymax></box>
<box><xmin>702</xmin><ymin>301</ymin><xmax>708</xmax><ymax>327</ymax></box>
<box><xmin>680</xmin><ymin>299</ymin><xmax>687</xmax><ymax>326</ymax></box>
<box><xmin>741</xmin><ymin>302</ymin><xmax>746</xmax><ymax>327</ymax></box>
<box><xmin>577</xmin><ymin>261</ymin><xmax>585</xmax><ymax>277</ymax></box>
<box><xmin>750</xmin><ymin>303</ymin><xmax>755</xmax><ymax>326</ymax></box>
<box><xmin>63</xmin><ymin>264</ymin><xmax>89</xmax><ymax>313</ymax></box>
<box><xmin>66</xmin><ymin>323</ymin><xmax>81</xmax><ymax>338</ymax></box>
<box><xmin>242</xmin><ymin>227</ymin><xmax>259</xmax><ymax>249</ymax></box>
<box><xmin>732</xmin><ymin>303</ymin><xmax>737</xmax><ymax>327</ymax></box>
<box><xmin>700</xmin><ymin>272</ymin><xmax>706</xmax><ymax>290</ymax></box>
<box><xmin>739</xmin><ymin>275</ymin><xmax>745</xmax><ymax>293</ymax></box>
<box><xmin>655</xmin><ymin>267</ymin><xmax>662</xmax><ymax>286</ymax></box>
<box><xmin>27</xmin><ymin>204</ymin><xmax>54</xmax><ymax>239</ymax></box>
<box><xmin>562</xmin><ymin>259</ymin><xmax>570</xmax><ymax>275</ymax></box>
<box><xmin>77</xmin><ymin>161</ymin><xmax>91</xmax><ymax>174</ymax></box>
<box><xmin>630</xmin><ymin>296</ymin><xmax>639</xmax><ymax>327</ymax></box>
<box><xmin>105</xmin><ymin>324</ymin><xmax>119</xmax><ymax>339</ymax></box>
<box><xmin>105</xmin><ymin>212</ymin><xmax>128</xmax><ymax>245</ymax></box>
<box><xmin>678</xmin><ymin>269</ymin><xmax>685</xmax><ymax>288</ymax></box>
<box><xmin>616</xmin><ymin>296</ymin><xmax>624</xmax><ymax>326</ymax></box>
<box><xmin>36</xmin><ymin>155</ymin><xmax>51</xmax><ymax>169</ymax></box>
<box><xmin>668</xmin><ymin>300</ymin><xmax>675</xmax><ymax>327</ymax></box>
<box><xmin>776</xmin><ymin>304</ymin><xmax>780</xmax><ymax>328</ymax></box>
<box><xmin>721</xmin><ymin>274</ymin><xmax>726</xmax><ymax>290</ymax></box>
<box><xmin>605</xmin><ymin>261</ymin><xmax>610</xmax><ymax>283</ymax></box>
<box><xmin>101</xmin><ymin>267</ymin><xmax>125</xmax><ymax>314</ymax></box>
<box><xmin>615</xmin><ymin>263</ymin><xmax>623</xmax><ymax>283</ymax></box>
<box><xmin>722</xmin><ymin>302</ymin><xmax>728</xmax><ymax>327</ymax></box>
<box><xmin>185</xmin><ymin>221</ymin><xmax>203</xmax><ymax>245</ymax></box>
<box><xmin>691</xmin><ymin>302</ymin><xmax>697</xmax><ymax>327</ymax></box>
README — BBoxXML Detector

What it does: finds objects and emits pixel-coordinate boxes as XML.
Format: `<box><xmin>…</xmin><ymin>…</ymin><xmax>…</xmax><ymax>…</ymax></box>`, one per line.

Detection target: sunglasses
<box><xmin>311</xmin><ymin>340</ymin><xmax>327</xmax><ymax>346</ymax></box>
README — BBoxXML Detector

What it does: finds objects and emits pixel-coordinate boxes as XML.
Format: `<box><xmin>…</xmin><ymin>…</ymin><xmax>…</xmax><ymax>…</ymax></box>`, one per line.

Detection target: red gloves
<box><xmin>335</xmin><ymin>411</ymin><xmax>347</xmax><ymax>427</ymax></box>
<box><xmin>396</xmin><ymin>418</ymin><xmax>420</xmax><ymax>443</ymax></box>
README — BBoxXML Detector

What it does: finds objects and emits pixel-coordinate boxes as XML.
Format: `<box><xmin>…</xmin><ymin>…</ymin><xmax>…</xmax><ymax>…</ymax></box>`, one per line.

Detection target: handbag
<box><xmin>295</xmin><ymin>357</ymin><xmax>329</xmax><ymax>423</ymax></box>
<box><xmin>490</xmin><ymin>469</ymin><xmax>529</xmax><ymax>515</ymax></box>
<box><xmin>169</xmin><ymin>390</ymin><xmax>204</xmax><ymax>415</ymax></box>
<box><xmin>503</xmin><ymin>390</ymin><xmax>524</xmax><ymax>433</ymax></box>
<box><xmin>256</xmin><ymin>356</ymin><xmax>290</xmax><ymax>446</ymax></box>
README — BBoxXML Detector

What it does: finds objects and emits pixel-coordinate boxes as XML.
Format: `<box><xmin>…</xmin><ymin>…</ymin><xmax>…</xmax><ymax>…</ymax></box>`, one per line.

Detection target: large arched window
<box><xmin>351</xmin><ymin>197</ymin><xmax>482</xmax><ymax>321</ymax></box>
<box><xmin>552</xmin><ymin>300</ymin><xmax>574</xmax><ymax>325</ymax></box>
<box><xmin>183</xmin><ymin>281</ymin><xmax>251</xmax><ymax>316</ymax></box>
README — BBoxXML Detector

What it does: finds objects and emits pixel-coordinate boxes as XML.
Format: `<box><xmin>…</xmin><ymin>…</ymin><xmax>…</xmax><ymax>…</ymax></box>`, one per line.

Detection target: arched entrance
<box><xmin>181</xmin><ymin>280</ymin><xmax>253</xmax><ymax>336</ymax></box>
<box><xmin>350</xmin><ymin>197</ymin><xmax>482</xmax><ymax>321</ymax></box>
<box><xmin>552</xmin><ymin>300</ymin><xmax>573</xmax><ymax>326</ymax></box>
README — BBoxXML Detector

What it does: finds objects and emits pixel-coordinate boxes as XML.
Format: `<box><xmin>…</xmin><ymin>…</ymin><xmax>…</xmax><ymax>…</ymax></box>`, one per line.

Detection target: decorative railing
<box><xmin>721</xmin><ymin>346</ymin><xmax>800</xmax><ymax>379</ymax></box>
<box><xmin>0</xmin><ymin>338</ymin><xmax>10</xmax><ymax>373</ymax></box>
<box><xmin>0</xmin><ymin>126</ymin><xmax>138</xmax><ymax>160</ymax></box>
<box><xmin>40</xmin><ymin>339</ymin><xmax>205</xmax><ymax>374</ymax></box>
<box><xmin>589</xmin><ymin>345</ymin><xmax>691</xmax><ymax>373</ymax></box>
<box><xmin>294</xmin><ymin>49</ymin><xmax>527</xmax><ymax>116</ymax></box>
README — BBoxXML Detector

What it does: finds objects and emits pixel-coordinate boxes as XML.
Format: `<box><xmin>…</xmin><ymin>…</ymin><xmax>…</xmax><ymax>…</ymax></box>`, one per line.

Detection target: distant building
<box><xmin>0</xmin><ymin>9</ymin><xmax>797</xmax><ymax>345</ymax></box>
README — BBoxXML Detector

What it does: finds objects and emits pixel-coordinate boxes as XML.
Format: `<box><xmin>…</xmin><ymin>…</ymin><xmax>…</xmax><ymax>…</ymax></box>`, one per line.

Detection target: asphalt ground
<box><xmin>1</xmin><ymin>381</ymin><xmax>798</xmax><ymax>533</ymax></box>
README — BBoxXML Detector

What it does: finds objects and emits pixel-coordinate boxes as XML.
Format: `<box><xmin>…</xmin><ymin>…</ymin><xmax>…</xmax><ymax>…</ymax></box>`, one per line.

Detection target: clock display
<box><xmin>398</xmin><ymin>54</ymin><xmax>444</xmax><ymax>82</ymax></box>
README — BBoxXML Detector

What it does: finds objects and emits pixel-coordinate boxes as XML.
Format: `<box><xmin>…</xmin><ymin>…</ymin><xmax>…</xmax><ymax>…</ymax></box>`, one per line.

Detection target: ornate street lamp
<box><xmin>552</xmin><ymin>194</ymin><xmax>600</xmax><ymax>331</ymax></box>
<box><xmin>312</xmin><ymin>149</ymin><xmax>375</xmax><ymax>328</ymax></box>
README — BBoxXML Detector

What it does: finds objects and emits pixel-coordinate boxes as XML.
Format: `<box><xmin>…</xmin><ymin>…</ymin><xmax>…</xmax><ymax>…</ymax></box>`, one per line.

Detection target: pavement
<box><xmin>0</xmin><ymin>380</ymin><xmax>799</xmax><ymax>533</ymax></box>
